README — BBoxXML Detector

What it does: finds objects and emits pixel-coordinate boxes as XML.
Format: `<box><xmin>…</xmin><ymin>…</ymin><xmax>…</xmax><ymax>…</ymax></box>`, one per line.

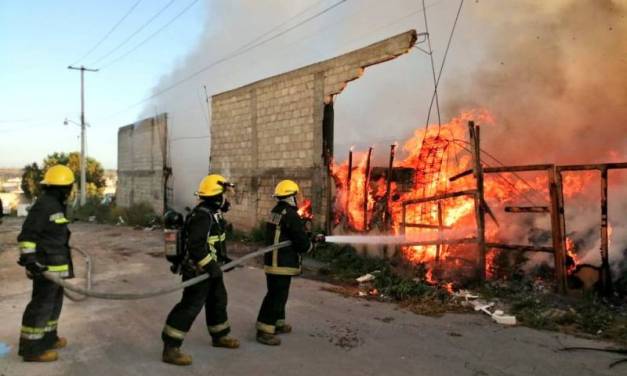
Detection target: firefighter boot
<box><xmin>276</xmin><ymin>323</ymin><xmax>292</xmax><ymax>335</ymax></box>
<box><xmin>23</xmin><ymin>350</ymin><xmax>58</xmax><ymax>362</ymax></box>
<box><xmin>212</xmin><ymin>335</ymin><xmax>240</xmax><ymax>349</ymax></box>
<box><xmin>162</xmin><ymin>346</ymin><xmax>192</xmax><ymax>366</ymax></box>
<box><xmin>52</xmin><ymin>337</ymin><xmax>67</xmax><ymax>349</ymax></box>
<box><xmin>256</xmin><ymin>331</ymin><xmax>281</xmax><ymax>346</ymax></box>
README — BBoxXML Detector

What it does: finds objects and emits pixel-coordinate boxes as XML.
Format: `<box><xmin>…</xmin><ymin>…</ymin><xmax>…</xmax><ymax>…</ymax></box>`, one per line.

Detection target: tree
<box><xmin>21</xmin><ymin>152</ymin><xmax>107</xmax><ymax>199</ymax></box>
<box><xmin>43</xmin><ymin>152</ymin><xmax>106</xmax><ymax>197</ymax></box>
<box><xmin>21</xmin><ymin>163</ymin><xmax>43</xmax><ymax>199</ymax></box>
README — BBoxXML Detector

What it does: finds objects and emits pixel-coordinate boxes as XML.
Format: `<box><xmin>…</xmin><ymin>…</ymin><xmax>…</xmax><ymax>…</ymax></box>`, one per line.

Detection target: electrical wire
<box><xmin>69</xmin><ymin>0</ymin><xmax>144</xmax><ymax>66</ymax></box>
<box><xmin>424</xmin><ymin>0</ymin><xmax>464</xmax><ymax>135</ymax></box>
<box><xmin>99</xmin><ymin>0</ymin><xmax>201</xmax><ymax>69</ymax></box>
<box><xmin>101</xmin><ymin>0</ymin><xmax>348</xmax><ymax>121</ymax></box>
<box><xmin>89</xmin><ymin>0</ymin><xmax>178</xmax><ymax>67</ymax></box>
<box><xmin>421</xmin><ymin>0</ymin><xmax>441</xmax><ymax>129</ymax></box>
<box><xmin>453</xmin><ymin>138</ymin><xmax>547</xmax><ymax>203</ymax></box>
<box><xmin>170</xmin><ymin>135</ymin><xmax>210</xmax><ymax>142</ymax></box>
<box><xmin>226</xmin><ymin>0</ymin><xmax>331</xmax><ymax>56</ymax></box>
<box><xmin>100</xmin><ymin>0</ymin><xmax>445</xmax><ymax>124</ymax></box>
<box><xmin>452</xmin><ymin>140</ymin><xmax>543</xmax><ymax>206</ymax></box>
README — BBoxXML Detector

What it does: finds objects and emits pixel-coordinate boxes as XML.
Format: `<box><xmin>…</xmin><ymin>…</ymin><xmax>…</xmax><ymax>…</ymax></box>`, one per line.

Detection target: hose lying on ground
<box><xmin>63</xmin><ymin>246</ymin><xmax>92</xmax><ymax>302</ymax></box>
<box><xmin>44</xmin><ymin>241</ymin><xmax>291</xmax><ymax>300</ymax></box>
<box><xmin>561</xmin><ymin>347</ymin><xmax>627</xmax><ymax>369</ymax></box>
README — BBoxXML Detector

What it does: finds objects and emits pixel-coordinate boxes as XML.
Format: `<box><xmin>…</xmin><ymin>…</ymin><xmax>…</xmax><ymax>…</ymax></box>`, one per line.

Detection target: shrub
<box><xmin>123</xmin><ymin>202</ymin><xmax>159</xmax><ymax>227</ymax></box>
<box><xmin>70</xmin><ymin>200</ymin><xmax>159</xmax><ymax>227</ymax></box>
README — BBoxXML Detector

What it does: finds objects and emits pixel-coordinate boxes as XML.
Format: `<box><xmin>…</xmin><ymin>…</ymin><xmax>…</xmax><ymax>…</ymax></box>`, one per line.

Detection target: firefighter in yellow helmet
<box><xmin>256</xmin><ymin>180</ymin><xmax>320</xmax><ymax>346</ymax></box>
<box><xmin>17</xmin><ymin>165</ymin><xmax>75</xmax><ymax>362</ymax></box>
<box><xmin>161</xmin><ymin>174</ymin><xmax>240</xmax><ymax>366</ymax></box>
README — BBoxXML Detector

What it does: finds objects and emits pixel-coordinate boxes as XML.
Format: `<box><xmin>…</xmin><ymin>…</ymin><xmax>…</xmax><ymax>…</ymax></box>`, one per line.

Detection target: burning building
<box><xmin>191</xmin><ymin>1</ymin><xmax>627</xmax><ymax>294</ymax></box>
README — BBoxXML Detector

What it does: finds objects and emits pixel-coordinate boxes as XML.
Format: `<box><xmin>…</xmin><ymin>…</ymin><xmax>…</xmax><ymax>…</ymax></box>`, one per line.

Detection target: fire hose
<box><xmin>63</xmin><ymin>246</ymin><xmax>92</xmax><ymax>302</ymax></box>
<box><xmin>44</xmin><ymin>241</ymin><xmax>292</xmax><ymax>301</ymax></box>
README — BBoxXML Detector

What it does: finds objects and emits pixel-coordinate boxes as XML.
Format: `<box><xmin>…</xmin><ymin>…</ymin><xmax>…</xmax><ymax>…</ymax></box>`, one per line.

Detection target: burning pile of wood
<box><xmin>329</xmin><ymin>110</ymin><xmax>627</xmax><ymax>295</ymax></box>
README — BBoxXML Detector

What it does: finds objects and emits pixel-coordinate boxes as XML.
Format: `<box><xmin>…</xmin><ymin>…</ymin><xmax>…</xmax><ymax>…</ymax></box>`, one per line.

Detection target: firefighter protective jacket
<box><xmin>264</xmin><ymin>201</ymin><xmax>312</xmax><ymax>275</ymax></box>
<box><xmin>185</xmin><ymin>201</ymin><xmax>227</xmax><ymax>278</ymax></box>
<box><xmin>17</xmin><ymin>190</ymin><xmax>73</xmax><ymax>278</ymax></box>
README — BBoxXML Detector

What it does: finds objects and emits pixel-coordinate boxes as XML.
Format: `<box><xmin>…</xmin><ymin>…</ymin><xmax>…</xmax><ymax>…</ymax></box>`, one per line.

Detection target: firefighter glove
<box><xmin>221</xmin><ymin>199</ymin><xmax>231</xmax><ymax>213</ymax></box>
<box><xmin>312</xmin><ymin>233</ymin><xmax>326</xmax><ymax>244</ymax></box>
<box><xmin>202</xmin><ymin>261</ymin><xmax>223</xmax><ymax>279</ymax></box>
<box><xmin>18</xmin><ymin>256</ymin><xmax>48</xmax><ymax>276</ymax></box>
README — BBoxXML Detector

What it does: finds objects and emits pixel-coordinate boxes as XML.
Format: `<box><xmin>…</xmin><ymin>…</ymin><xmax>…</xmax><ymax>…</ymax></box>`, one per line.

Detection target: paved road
<box><xmin>0</xmin><ymin>219</ymin><xmax>624</xmax><ymax>376</ymax></box>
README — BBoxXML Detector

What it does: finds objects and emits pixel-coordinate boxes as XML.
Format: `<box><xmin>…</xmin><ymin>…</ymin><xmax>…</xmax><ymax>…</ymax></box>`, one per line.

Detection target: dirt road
<box><xmin>0</xmin><ymin>218</ymin><xmax>623</xmax><ymax>375</ymax></box>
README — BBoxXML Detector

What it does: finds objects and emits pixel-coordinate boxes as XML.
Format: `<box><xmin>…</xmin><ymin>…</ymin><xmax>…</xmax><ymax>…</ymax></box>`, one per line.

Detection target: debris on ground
<box><xmin>452</xmin><ymin>290</ymin><xmax>517</xmax><ymax>325</ymax></box>
<box><xmin>471</xmin><ymin>301</ymin><xmax>517</xmax><ymax>325</ymax></box>
<box><xmin>356</xmin><ymin>271</ymin><xmax>379</xmax><ymax>296</ymax></box>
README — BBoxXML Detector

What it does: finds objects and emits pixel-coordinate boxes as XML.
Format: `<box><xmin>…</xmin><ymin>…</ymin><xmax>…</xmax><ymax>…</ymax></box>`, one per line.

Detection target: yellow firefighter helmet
<box><xmin>274</xmin><ymin>180</ymin><xmax>299</xmax><ymax>198</ymax></box>
<box><xmin>41</xmin><ymin>165</ymin><xmax>75</xmax><ymax>186</ymax></box>
<box><xmin>197</xmin><ymin>174</ymin><xmax>231</xmax><ymax>197</ymax></box>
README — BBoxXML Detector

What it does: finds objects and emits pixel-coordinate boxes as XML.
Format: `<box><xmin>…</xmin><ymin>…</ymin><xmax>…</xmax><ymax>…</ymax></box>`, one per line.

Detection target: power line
<box><xmin>69</xmin><ymin>0</ymin><xmax>144</xmax><ymax>66</ymax></box>
<box><xmin>227</xmin><ymin>0</ymin><xmax>330</xmax><ymax>56</ymax></box>
<box><xmin>170</xmin><ymin>134</ymin><xmax>210</xmax><ymax>142</ymax></box>
<box><xmin>89</xmin><ymin>0</ymin><xmax>178</xmax><ymax>67</ymax></box>
<box><xmin>102</xmin><ymin>0</ymin><xmax>445</xmax><ymax>130</ymax></box>
<box><xmin>99</xmin><ymin>0</ymin><xmax>202</xmax><ymax>69</ymax></box>
<box><xmin>421</xmin><ymin>0</ymin><xmax>442</xmax><ymax>128</ymax></box>
<box><xmin>424</xmin><ymin>0</ymin><xmax>464</xmax><ymax>135</ymax></box>
<box><xmin>103</xmin><ymin>0</ymin><xmax>348</xmax><ymax>120</ymax></box>
<box><xmin>101</xmin><ymin>0</ymin><xmax>442</xmax><ymax>124</ymax></box>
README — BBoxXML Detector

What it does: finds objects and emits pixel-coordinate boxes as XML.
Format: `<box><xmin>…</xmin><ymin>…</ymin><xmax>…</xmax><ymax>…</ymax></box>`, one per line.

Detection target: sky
<box><xmin>0</xmin><ymin>0</ymin><xmax>205</xmax><ymax>168</ymax></box>
<box><xmin>0</xmin><ymin>0</ymin><xmax>479</xmax><ymax>170</ymax></box>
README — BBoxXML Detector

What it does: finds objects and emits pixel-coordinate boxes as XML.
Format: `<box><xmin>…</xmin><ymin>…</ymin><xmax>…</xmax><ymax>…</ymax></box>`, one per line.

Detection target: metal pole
<box><xmin>80</xmin><ymin>67</ymin><xmax>86</xmax><ymax>206</ymax></box>
<box><xmin>383</xmin><ymin>144</ymin><xmax>396</xmax><ymax>230</ymax></box>
<box><xmin>68</xmin><ymin>65</ymin><xmax>98</xmax><ymax>206</ymax></box>
<box><xmin>363</xmin><ymin>147</ymin><xmax>373</xmax><ymax>232</ymax></box>
<box><xmin>600</xmin><ymin>167</ymin><xmax>613</xmax><ymax>296</ymax></box>
<box><xmin>345</xmin><ymin>149</ymin><xmax>353</xmax><ymax>229</ymax></box>
<box><xmin>436</xmin><ymin>201</ymin><xmax>443</xmax><ymax>264</ymax></box>
<box><xmin>468</xmin><ymin>121</ymin><xmax>486</xmax><ymax>281</ymax></box>
<box><xmin>548</xmin><ymin>167</ymin><xmax>567</xmax><ymax>294</ymax></box>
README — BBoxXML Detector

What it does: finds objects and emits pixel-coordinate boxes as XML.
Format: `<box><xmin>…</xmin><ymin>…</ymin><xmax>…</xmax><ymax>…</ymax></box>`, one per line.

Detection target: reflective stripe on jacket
<box><xmin>17</xmin><ymin>191</ymin><xmax>73</xmax><ymax>278</ymax></box>
<box><xmin>263</xmin><ymin>201</ymin><xmax>312</xmax><ymax>275</ymax></box>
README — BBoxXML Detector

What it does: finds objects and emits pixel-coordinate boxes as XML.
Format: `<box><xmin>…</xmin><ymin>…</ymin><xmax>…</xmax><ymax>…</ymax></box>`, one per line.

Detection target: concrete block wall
<box><xmin>211</xmin><ymin>30</ymin><xmax>417</xmax><ymax>231</ymax></box>
<box><xmin>117</xmin><ymin>113</ymin><xmax>167</xmax><ymax>214</ymax></box>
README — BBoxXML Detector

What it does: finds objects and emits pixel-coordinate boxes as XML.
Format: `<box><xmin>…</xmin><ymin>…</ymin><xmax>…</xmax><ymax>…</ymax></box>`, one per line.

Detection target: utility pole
<box><xmin>68</xmin><ymin>65</ymin><xmax>98</xmax><ymax>206</ymax></box>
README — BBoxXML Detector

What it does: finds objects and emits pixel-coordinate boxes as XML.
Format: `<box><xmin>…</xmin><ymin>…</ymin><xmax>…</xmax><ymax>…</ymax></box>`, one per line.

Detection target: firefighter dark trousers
<box><xmin>19</xmin><ymin>276</ymin><xmax>64</xmax><ymax>357</ymax></box>
<box><xmin>256</xmin><ymin>274</ymin><xmax>292</xmax><ymax>334</ymax></box>
<box><xmin>162</xmin><ymin>275</ymin><xmax>230</xmax><ymax>347</ymax></box>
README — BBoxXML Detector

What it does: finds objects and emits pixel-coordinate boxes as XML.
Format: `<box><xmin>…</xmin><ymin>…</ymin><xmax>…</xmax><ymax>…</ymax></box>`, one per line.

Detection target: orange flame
<box><xmin>330</xmin><ymin>109</ymin><xmax>593</xmax><ymax>281</ymax></box>
<box><xmin>565</xmin><ymin>237</ymin><xmax>579</xmax><ymax>274</ymax></box>
<box><xmin>297</xmin><ymin>199</ymin><xmax>313</xmax><ymax>221</ymax></box>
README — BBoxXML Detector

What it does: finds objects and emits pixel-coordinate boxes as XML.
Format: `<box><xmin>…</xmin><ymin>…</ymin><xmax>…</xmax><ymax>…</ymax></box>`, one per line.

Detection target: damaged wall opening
<box><xmin>210</xmin><ymin>30</ymin><xmax>417</xmax><ymax>231</ymax></box>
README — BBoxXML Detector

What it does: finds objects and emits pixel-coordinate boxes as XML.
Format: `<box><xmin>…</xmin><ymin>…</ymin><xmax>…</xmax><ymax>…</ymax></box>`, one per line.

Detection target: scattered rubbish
<box><xmin>116</xmin><ymin>216</ymin><xmax>126</xmax><ymax>226</ymax></box>
<box><xmin>356</xmin><ymin>271</ymin><xmax>380</xmax><ymax>297</ymax></box>
<box><xmin>88</xmin><ymin>215</ymin><xmax>96</xmax><ymax>222</ymax></box>
<box><xmin>356</xmin><ymin>272</ymin><xmax>377</xmax><ymax>283</ymax></box>
<box><xmin>0</xmin><ymin>342</ymin><xmax>11</xmax><ymax>358</ymax></box>
<box><xmin>471</xmin><ymin>300</ymin><xmax>517</xmax><ymax>326</ymax></box>
<box><xmin>452</xmin><ymin>289</ymin><xmax>479</xmax><ymax>302</ymax></box>
<box><xmin>451</xmin><ymin>289</ymin><xmax>516</xmax><ymax>325</ymax></box>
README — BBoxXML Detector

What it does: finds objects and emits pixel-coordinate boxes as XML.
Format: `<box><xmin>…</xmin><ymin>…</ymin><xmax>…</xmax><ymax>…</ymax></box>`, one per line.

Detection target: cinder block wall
<box><xmin>117</xmin><ymin>113</ymin><xmax>168</xmax><ymax>214</ymax></box>
<box><xmin>211</xmin><ymin>30</ymin><xmax>417</xmax><ymax>231</ymax></box>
